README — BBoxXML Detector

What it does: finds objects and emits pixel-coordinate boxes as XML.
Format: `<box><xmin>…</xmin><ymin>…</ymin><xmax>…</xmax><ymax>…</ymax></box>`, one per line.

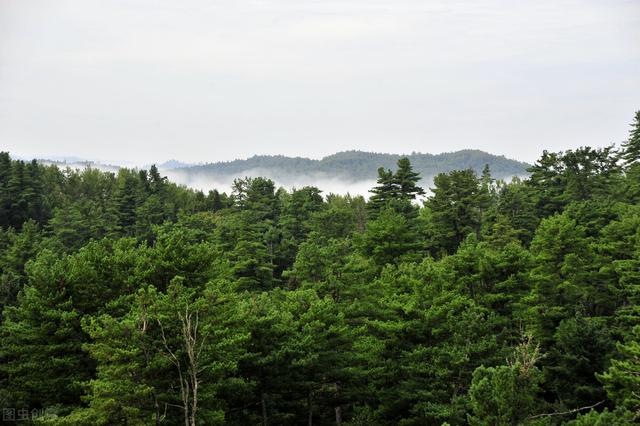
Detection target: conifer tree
<box><xmin>0</xmin><ymin>251</ymin><xmax>91</xmax><ymax>415</ymax></box>
<box><xmin>598</xmin><ymin>323</ymin><xmax>640</xmax><ymax>417</ymax></box>
<box><xmin>393</xmin><ymin>157</ymin><xmax>425</xmax><ymax>201</ymax></box>
<box><xmin>368</xmin><ymin>158</ymin><xmax>424</xmax><ymax>220</ymax></box>
<box><xmin>367</xmin><ymin>167</ymin><xmax>396</xmax><ymax>215</ymax></box>
<box><xmin>112</xmin><ymin>170</ymin><xmax>143</xmax><ymax>236</ymax></box>
<box><xmin>621</xmin><ymin>111</ymin><xmax>640</xmax><ymax>167</ymax></box>
<box><xmin>425</xmin><ymin>169</ymin><xmax>481</xmax><ymax>255</ymax></box>
<box><xmin>468</xmin><ymin>335</ymin><xmax>544</xmax><ymax>426</ymax></box>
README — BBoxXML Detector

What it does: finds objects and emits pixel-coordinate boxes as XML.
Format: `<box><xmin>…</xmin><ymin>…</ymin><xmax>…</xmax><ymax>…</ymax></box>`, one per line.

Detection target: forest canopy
<box><xmin>1</xmin><ymin>111</ymin><xmax>640</xmax><ymax>425</ymax></box>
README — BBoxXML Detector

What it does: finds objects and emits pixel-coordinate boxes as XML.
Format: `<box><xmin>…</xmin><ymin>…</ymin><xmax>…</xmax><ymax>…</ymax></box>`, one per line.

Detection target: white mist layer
<box><xmin>163</xmin><ymin>167</ymin><xmax>380</xmax><ymax>198</ymax></box>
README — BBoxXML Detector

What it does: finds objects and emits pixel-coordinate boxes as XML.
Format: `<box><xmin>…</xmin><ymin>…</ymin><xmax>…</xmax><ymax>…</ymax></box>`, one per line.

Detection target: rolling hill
<box><xmin>164</xmin><ymin>149</ymin><xmax>530</xmax><ymax>191</ymax></box>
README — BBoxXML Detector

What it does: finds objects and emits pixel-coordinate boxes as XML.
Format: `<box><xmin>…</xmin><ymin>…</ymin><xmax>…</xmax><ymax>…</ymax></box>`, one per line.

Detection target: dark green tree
<box><xmin>425</xmin><ymin>169</ymin><xmax>480</xmax><ymax>255</ymax></box>
<box><xmin>621</xmin><ymin>111</ymin><xmax>640</xmax><ymax>167</ymax></box>
<box><xmin>468</xmin><ymin>335</ymin><xmax>545</xmax><ymax>426</ymax></box>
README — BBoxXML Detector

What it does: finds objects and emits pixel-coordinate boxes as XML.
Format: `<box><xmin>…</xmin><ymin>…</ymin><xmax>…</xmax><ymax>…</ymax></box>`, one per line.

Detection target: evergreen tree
<box><xmin>468</xmin><ymin>335</ymin><xmax>545</xmax><ymax>426</ymax></box>
<box><xmin>0</xmin><ymin>251</ymin><xmax>92</xmax><ymax>416</ymax></box>
<box><xmin>598</xmin><ymin>323</ymin><xmax>640</xmax><ymax>418</ymax></box>
<box><xmin>0</xmin><ymin>220</ymin><xmax>43</xmax><ymax>314</ymax></box>
<box><xmin>148</xmin><ymin>164</ymin><xmax>167</xmax><ymax>195</ymax></box>
<box><xmin>208</xmin><ymin>189</ymin><xmax>224</xmax><ymax>212</ymax></box>
<box><xmin>525</xmin><ymin>213</ymin><xmax>592</xmax><ymax>347</ymax></box>
<box><xmin>356</xmin><ymin>207</ymin><xmax>421</xmax><ymax>266</ymax></box>
<box><xmin>545</xmin><ymin>316</ymin><xmax>612</xmax><ymax>410</ymax></box>
<box><xmin>368</xmin><ymin>167</ymin><xmax>396</xmax><ymax>215</ymax></box>
<box><xmin>425</xmin><ymin>169</ymin><xmax>481</xmax><ymax>255</ymax></box>
<box><xmin>368</xmin><ymin>158</ymin><xmax>424</xmax><ymax>220</ymax></box>
<box><xmin>112</xmin><ymin>170</ymin><xmax>143</xmax><ymax>236</ymax></box>
<box><xmin>0</xmin><ymin>152</ymin><xmax>12</xmax><ymax>227</ymax></box>
<box><xmin>621</xmin><ymin>111</ymin><xmax>640</xmax><ymax>167</ymax></box>
<box><xmin>393</xmin><ymin>157</ymin><xmax>425</xmax><ymax>201</ymax></box>
<box><xmin>6</xmin><ymin>160</ymin><xmax>27</xmax><ymax>229</ymax></box>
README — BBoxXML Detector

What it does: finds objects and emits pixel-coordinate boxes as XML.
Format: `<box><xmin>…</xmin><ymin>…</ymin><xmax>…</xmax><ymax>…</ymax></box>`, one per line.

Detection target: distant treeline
<box><xmin>174</xmin><ymin>149</ymin><xmax>530</xmax><ymax>181</ymax></box>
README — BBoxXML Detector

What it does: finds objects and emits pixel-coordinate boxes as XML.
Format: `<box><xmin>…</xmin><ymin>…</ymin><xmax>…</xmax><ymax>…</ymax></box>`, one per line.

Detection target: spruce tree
<box><xmin>621</xmin><ymin>111</ymin><xmax>640</xmax><ymax>167</ymax></box>
<box><xmin>393</xmin><ymin>157</ymin><xmax>424</xmax><ymax>201</ymax></box>
<box><xmin>425</xmin><ymin>169</ymin><xmax>481</xmax><ymax>255</ymax></box>
<box><xmin>367</xmin><ymin>167</ymin><xmax>396</xmax><ymax>215</ymax></box>
<box><xmin>0</xmin><ymin>152</ymin><xmax>12</xmax><ymax>228</ymax></box>
<box><xmin>0</xmin><ymin>251</ymin><xmax>91</xmax><ymax>415</ymax></box>
<box><xmin>598</xmin><ymin>323</ymin><xmax>640</xmax><ymax>416</ymax></box>
<box><xmin>369</xmin><ymin>158</ymin><xmax>423</xmax><ymax>220</ymax></box>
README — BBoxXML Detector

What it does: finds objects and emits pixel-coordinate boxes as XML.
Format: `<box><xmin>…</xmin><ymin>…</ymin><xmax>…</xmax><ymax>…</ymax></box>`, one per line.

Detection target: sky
<box><xmin>1</xmin><ymin>0</ymin><xmax>639</xmax><ymax>166</ymax></box>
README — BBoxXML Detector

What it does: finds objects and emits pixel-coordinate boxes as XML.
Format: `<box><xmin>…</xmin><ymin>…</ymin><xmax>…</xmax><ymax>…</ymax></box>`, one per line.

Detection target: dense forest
<box><xmin>0</xmin><ymin>112</ymin><xmax>639</xmax><ymax>425</ymax></box>
<box><xmin>167</xmin><ymin>149</ymin><xmax>530</xmax><ymax>183</ymax></box>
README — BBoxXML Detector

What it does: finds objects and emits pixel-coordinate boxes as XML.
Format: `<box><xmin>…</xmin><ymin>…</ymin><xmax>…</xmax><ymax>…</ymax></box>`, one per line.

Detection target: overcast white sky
<box><xmin>1</xmin><ymin>0</ymin><xmax>639</xmax><ymax>165</ymax></box>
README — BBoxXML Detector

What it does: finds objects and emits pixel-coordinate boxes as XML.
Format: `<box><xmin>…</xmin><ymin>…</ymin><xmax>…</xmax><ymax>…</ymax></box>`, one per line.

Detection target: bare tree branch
<box><xmin>527</xmin><ymin>400</ymin><xmax>605</xmax><ymax>420</ymax></box>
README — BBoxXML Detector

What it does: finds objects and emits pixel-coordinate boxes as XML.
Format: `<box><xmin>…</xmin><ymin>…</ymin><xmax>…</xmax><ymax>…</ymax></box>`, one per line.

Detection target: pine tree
<box><xmin>63</xmin><ymin>288</ymin><xmax>163</xmax><ymax>425</ymax></box>
<box><xmin>208</xmin><ymin>189</ymin><xmax>224</xmax><ymax>212</ymax></box>
<box><xmin>148</xmin><ymin>164</ymin><xmax>167</xmax><ymax>195</ymax></box>
<box><xmin>367</xmin><ymin>167</ymin><xmax>396</xmax><ymax>216</ymax></box>
<box><xmin>278</xmin><ymin>186</ymin><xmax>324</xmax><ymax>272</ymax></box>
<box><xmin>393</xmin><ymin>157</ymin><xmax>424</xmax><ymax>201</ymax></box>
<box><xmin>425</xmin><ymin>169</ymin><xmax>481</xmax><ymax>255</ymax></box>
<box><xmin>621</xmin><ymin>111</ymin><xmax>640</xmax><ymax>167</ymax></box>
<box><xmin>356</xmin><ymin>207</ymin><xmax>421</xmax><ymax>266</ymax></box>
<box><xmin>368</xmin><ymin>158</ymin><xmax>424</xmax><ymax>220</ymax></box>
<box><xmin>0</xmin><ymin>152</ymin><xmax>12</xmax><ymax>228</ymax></box>
<box><xmin>525</xmin><ymin>213</ymin><xmax>592</xmax><ymax>348</ymax></box>
<box><xmin>0</xmin><ymin>251</ymin><xmax>91</xmax><ymax>415</ymax></box>
<box><xmin>598</xmin><ymin>323</ymin><xmax>640</xmax><ymax>416</ymax></box>
<box><xmin>6</xmin><ymin>160</ymin><xmax>27</xmax><ymax>229</ymax></box>
<box><xmin>545</xmin><ymin>316</ymin><xmax>612</xmax><ymax>410</ymax></box>
<box><xmin>370</xmin><ymin>261</ymin><xmax>501</xmax><ymax>424</ymax></box>
<box><xmin>468</xmin><ymin>335</ymin><xmax>545</xmax><ymax>426</ymax></box>
<box><xmin>111</xmin><ymin>170</ymin><xmax>143</xmax><ymax>236</ymax></box>
<box><xmin>0</xmin><ymin>220</ymin><xmax>43</xmax><ymax>314</ymax></box>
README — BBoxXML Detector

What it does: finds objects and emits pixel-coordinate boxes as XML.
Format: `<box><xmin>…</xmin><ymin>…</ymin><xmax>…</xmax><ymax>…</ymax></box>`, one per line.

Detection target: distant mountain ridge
<box><xmin>28</xmin><ymin>150</ymin><xmax>531</xmax><ymax>194</ymax></box>
<box><xmin>170</xmin><ymin>149</ymin><xmax>530</xmax><ymax>182</ymax></box>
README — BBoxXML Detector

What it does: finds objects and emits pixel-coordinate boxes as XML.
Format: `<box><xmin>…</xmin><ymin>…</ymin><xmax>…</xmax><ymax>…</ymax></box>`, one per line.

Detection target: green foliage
<box><xmin>425</xmin><ymin>169</ymin><xmax>481</xmax><ymax>255</ymax></box>
<box><xmin>356</xmin><ymin>207</ymin><xmax>422</xmax><ymax>266</ymax></box>
<box><xmin>545</xmin><ymin>316</ymin><xmax>612</xmax><ymax>409</ymax></box>
<box><xmin>526</xmin><ymin>213</ymin><xmax>592</xmax><ymax>346</ymax></box>
<box><xmin>0</xmin><ymin>251</ymin><xmax>92</xmax><ymax>414</ymax></box>
<box><xmin>173</xmin><ymin>149</ymin><xmax>530</xmax><ymax>182</ymax></box>
<box><xmin>468</xmin><ymin>336</ymin><xmax>545</xmax><ymax>426</ymax></box>
<box><xmin>598</xmin><ymin>323</ymin><xmax>640</xmax><ymax>417</ymax></box>
<box><xmin>621</xmin><ymin>111</ymin><xmax>640</xmax><ymax>167</ymax></box>
<box><xmin>3</xmin><ymin>113</ymin><xmax>640</xmax><ymax>424</ymax></box>
<box><xmin>0</xmin><ymin>220</ymin><xmax>43</xmax><ymax>314</ymax></box>
<box><xmin>567</xmin><ymin>408</ymin><xmax>636</xmax><ymax>426</ymax></box>
<box><xmin>368</xmin><ymin>157</ymin><xmax>424</xmax><ymax>219</ymax></box>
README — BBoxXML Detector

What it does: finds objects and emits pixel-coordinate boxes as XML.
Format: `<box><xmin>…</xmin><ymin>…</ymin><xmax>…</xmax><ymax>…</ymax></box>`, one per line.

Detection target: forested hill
<box><xmin>170</xmin><ymin>149</ymin><xmax>530</xmax><ymax>181</ymax></box>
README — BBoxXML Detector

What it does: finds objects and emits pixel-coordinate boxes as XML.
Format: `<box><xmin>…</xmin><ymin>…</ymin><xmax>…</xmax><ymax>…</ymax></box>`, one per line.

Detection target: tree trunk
<box><xmin>153</xmin><ymin>392</ymin><xmax>161</xmax><ymax>426</ymax></box>
<box><xmin>307</xmin><ymin>391</ymin><xmax>313</xmax><ymax>426</ymax></box>
<box><xmin>334</xmin><ymin>383</ymin><xmax>342</xmax><ymax>426</ymax></box>
<box><xmin>261</xmin><ymin>391</ymin><xmax>268</xmax><ymax>426</ymax></box>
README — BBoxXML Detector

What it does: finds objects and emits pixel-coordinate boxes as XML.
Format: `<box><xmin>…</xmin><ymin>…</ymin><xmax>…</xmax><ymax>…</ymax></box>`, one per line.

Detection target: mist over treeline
<box><xmin>171</xmin><ymin>149</ymin><xmax>530</xmax><ymax>179</ymax></box>
<box><xmin>163</xmin><ymin>167</ymin><xmax>378</xmax><ymax>199</ymax></box>
<box><xmin>36</xmin><ymin>149</ymin><xmax>530</xmax><ymax>197</ymax></box>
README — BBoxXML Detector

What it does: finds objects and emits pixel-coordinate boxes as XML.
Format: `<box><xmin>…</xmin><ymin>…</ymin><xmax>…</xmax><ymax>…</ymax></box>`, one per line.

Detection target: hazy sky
<box><xmin>1</xmin><ymin>0</ymin><xmax>639</xmax><ymax>165</ymax></box>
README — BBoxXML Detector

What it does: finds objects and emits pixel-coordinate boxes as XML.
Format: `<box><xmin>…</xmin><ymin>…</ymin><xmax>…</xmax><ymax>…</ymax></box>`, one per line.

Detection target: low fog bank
<box><xmin>37</xmin><ymin>160</ymin><xmax>526</xmax><ymax>200</ymax></box>
<box><xmin>163</xmin><ymin>168</ymin><xmax>529</xmax><ymax>200</ymax></box>
<box><xmin>38</xmin><ymin>159</ymin><xmax>121</xmax><ymax>174</ymax></box>
<box><xmin>163</xmin><ymin>167</ymin><xmax>382</xmax><ymax>198</ymax></box>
